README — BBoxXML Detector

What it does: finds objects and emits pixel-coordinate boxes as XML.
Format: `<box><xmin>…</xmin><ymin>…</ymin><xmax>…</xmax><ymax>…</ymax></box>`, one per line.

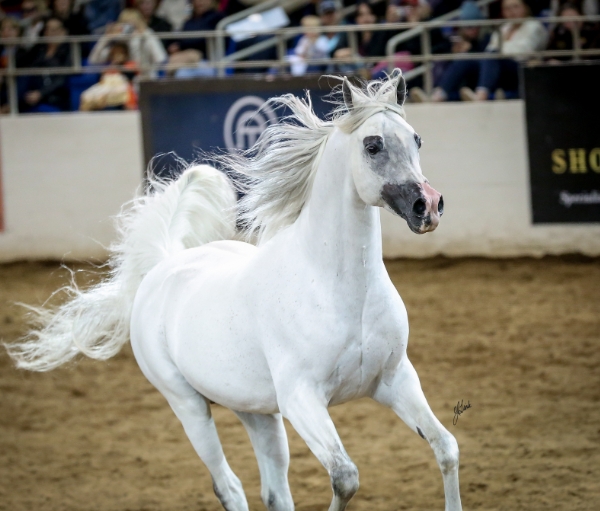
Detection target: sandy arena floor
<box><xmin>0</xmin><ymin>258</ymin><xmax>599</xmax><ymax>511</ymax></box>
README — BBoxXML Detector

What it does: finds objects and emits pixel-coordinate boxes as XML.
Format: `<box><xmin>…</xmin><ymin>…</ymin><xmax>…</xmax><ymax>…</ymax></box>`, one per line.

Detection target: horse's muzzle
<box><xmin>381</xmin><ymin>181</ymin><xmax>443</xmax><ymax>234</ymax></box>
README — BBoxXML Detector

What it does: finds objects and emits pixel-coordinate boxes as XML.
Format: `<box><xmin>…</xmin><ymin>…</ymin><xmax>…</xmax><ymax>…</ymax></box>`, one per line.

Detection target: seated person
<box><xmin>328</xmin><ymin>0</ymin><xmax>388</xmax><ymax>74</ymax></box>
<box><xmin>80</xmin><ymin>42</ymin><xmax>138</xmax><ymax>111</ymax></box>
<box><xmin>290</xmin><ymin>15</ymin><xmax>330</xmax><ymax>76</ymax></box>
<box><xmin>88</xmin><ymin>9</ymin><xmax>167</xmax><ymax>75</ymax></box>
<box><xmin>20</xmin><ymin>17</ymin><xmax>71</xmax><ymax>112</ymax></box>
<box><xmin>51</xmin><ymin>0</ymin><xmax>89</xmax><ymax>36</ymax></box>
<box><xmin>410</xmin><ymin>1</ymin><xmax>490</xmax><ymax>102</ymax></box>
<box><xmin>318</xmin><ymin>0</ymin><xmax>345</xmax><ymax>59</ymax></box>
<box><xmin>385</xmin><ymin>0</ymin><xmax>431</xmax><ymax>24</ymax></box>
<box><xmin>550</xmin><ymin>0</ymin><xmax>599</xmax><ymax>16</ymax></box>
<box><xmin>337</xmin><ymin>0</ymin><xmax>389</xmax><ymax>58</ymax></box>
<box><xmin>167</xmin><ymin>0</ymin><xmax>223</xmax><ymax>67</ymax></box>
<box><xmin>156</xmin><ymin>0</ymin><xmax>191</xmax><ymax>31</ymax></box>
<box><xmin>0</xmin><ymin>17</ymin><xmax>30</xmax><ymax>68</ymax></box>
<box><xmin>135</xmin><ymin>0</ymin><xmax>172</xmax><ymax>35</ymax></box>
<box><xmin>460</xmin><ymin>0</ymin><xmax>547</xmax><ymax>101</ymax></box>
<box><xmin>20</xmin><ymin>0</ymin><xmax>49</xmax><ymax>47</ymax></box>
<box><xmin>385</xmin><ymin>0</ymin><xmax>452</xmax><ymax>62</ymax></box>
<box><xmin>1</xmin><ymin>17</ymin><xmax>30</xmax><ymax>113</ymax></box>
<box><xmin>85</xmin><ymin>0</ymin><xmax>122</xmax><ymax>34</ymax></box>
<box><xmin>546</xmin><ymin>2</ymin><xmax>600</xmax><ymax>62</ymax></box>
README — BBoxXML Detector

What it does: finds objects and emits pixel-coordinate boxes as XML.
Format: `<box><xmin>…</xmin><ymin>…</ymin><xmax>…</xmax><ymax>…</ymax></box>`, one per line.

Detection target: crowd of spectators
<box><xmin>0</xmin><ymin>0</ymin><xmax>598</xmax><ymax>112</ymax></box>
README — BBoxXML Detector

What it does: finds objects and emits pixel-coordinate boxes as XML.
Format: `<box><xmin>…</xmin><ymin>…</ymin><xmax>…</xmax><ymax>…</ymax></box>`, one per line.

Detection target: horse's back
<box><xmin>130</xmin><ymin>240</ymin><xmax>279</xmax><ymax>414</ymax></box>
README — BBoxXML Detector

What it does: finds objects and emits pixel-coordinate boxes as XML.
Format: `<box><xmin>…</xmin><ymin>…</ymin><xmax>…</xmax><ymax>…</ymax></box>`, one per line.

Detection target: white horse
<box><xmin>7</xmin><ymin>71</ymin><xmax>460</xmax><ymax>511</ymax></box>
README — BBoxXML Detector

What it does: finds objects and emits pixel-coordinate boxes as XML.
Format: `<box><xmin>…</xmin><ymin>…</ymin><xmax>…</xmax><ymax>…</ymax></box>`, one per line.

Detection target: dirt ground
<box><xmin>0</xmin><ymin>257</ymin><xmax>599</xmax><ymax>511</ymax></box>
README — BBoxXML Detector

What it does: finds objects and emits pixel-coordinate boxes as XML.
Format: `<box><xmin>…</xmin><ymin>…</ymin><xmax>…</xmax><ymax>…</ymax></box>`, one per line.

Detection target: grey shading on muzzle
<box><xmin>381</xmin><ymin>182</ymin><xmax>431</xmax><ymax>234</ymax></box>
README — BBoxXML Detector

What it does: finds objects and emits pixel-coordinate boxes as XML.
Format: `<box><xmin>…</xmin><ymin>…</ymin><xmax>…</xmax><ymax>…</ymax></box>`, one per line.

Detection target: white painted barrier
<box><xmin>0</xmin><ymin>102</ymin><xmax>598</xmax><ymax>262</ymax></box>
<box><xmin>0</xmin><ymin>112</ymin><xmax>143</xmax><ymax>261</ymax></box>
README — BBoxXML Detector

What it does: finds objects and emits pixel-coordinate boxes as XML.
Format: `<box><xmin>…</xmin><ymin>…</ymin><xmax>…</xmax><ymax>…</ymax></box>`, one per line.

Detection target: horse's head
<box><xmin>342</xmin><ymin>72</ymin><xmax>443</xmax><ymax>234</ymax></box>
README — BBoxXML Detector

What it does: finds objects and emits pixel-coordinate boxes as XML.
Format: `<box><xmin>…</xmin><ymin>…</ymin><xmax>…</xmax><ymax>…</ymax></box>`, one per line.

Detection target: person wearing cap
<box><xmin>317</xmin><ymin>0</ymin><xmax>347</xmax><ymax>57</ymax></box>
<box><xmin>410</xmin><ymin>1</ymin><xmax>489</xmax><ymax>102</ymax></box>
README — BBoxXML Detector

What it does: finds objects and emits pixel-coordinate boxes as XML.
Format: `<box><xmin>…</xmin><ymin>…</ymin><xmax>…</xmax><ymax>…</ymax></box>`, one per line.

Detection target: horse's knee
<box><xmin>434</xmin><ymin>432</ymin><xmax>459</xmax><ymax>475</ymax></box>
<box><xmin>331</xmin><ymin>461</ymin><xmax>359</xmax><ymax>500</ymax></box>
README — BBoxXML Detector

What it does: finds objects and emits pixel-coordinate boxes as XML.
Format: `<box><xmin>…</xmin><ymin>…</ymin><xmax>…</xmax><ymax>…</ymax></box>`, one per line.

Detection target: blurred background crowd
<box><xmin>0</xmin><ymin>0</ymin><xmax>598</xmax><ymax>112</ymax></box>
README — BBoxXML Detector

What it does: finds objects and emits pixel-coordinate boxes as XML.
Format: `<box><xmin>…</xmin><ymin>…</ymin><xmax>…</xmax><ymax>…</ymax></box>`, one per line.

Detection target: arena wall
<box><xmin>0</xmin><ymin>112</ymin><xmax>143</xmax><ymax>261</ymax></box>
<box><xmin>0</xmin><ymin>102</ymin><xmax>598</xmax><ymax>262</ymax></box>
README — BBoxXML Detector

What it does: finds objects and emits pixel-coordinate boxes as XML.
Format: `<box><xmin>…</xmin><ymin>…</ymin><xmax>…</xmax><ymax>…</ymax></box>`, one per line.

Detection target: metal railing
<box><xmin>213</xmin><ymin>0</ymin><xmax>385</xmax><ymax>77</ymax></box>
<box><xmin>214</xmin><ymin>0</ymin><xmax>296</xmax><ymax>72</ymax></box>
<box><xmin>385</xmin><ymin>0</ymin><xmax>497</xmax><ymax>90</ymax></box>
<box><xmin>1</xmin><ymin>14</ymin><xmax>599</xmax><ymax>114</ymax></box>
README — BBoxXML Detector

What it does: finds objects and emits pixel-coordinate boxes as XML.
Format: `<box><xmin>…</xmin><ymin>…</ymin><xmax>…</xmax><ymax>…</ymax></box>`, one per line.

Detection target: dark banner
<box><xmin>139</xmin><ymin>77</ymin><xmax>339</xmax><ymax>177</ymax></box>
<box><xmin>524</xmin><ymin>63</ymin><xmax>600</xmax><ymax>224</ymax></box>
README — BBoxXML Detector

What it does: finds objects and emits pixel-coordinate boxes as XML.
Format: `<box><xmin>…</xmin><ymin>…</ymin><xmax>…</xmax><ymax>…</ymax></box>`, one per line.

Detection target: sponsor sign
<box><xmin>139</xmin><ymin>77</ymin><xmax>336</xmax><ymax>177</ymax></box>
<box><xmin>524</xmin><ymin>63</ymin><xmax>600</xmax><ymax>223</ymax></box>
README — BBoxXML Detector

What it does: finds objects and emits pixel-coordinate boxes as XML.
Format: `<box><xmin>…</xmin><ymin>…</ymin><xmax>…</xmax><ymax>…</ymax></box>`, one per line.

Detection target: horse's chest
<box><xmin>320</xmin><ymin>293</ymin><xmax>409</xmax><ymax>403</ymax></box>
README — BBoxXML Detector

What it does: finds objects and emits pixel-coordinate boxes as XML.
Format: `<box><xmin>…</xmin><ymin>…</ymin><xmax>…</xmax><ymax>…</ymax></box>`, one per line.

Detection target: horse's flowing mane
<box><xmin>214</xmin><ymin>73</ymin><xmax>406</xmax><ymax>243</ymax></box>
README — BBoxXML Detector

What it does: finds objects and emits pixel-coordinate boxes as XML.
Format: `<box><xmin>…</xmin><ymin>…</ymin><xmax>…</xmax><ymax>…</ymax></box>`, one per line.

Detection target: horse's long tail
<box><xmin>5</xmin><ymin>165</ymin><xmax>237</xmax><ymax>372</ymax></box>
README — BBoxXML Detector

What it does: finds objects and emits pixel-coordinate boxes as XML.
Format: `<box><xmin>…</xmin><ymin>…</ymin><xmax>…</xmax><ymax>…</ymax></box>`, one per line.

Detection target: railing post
<box><xmin>206</xmin><ymin>36</ymin><xmax>215</xmax><ymax>64</ymax></box>
<box><xmin>498</xmin><ymin>26</ymin><xmax>504</xmax><ymax>54</ymax></box>
<box><xmin>139</xmin><ymin>33</ymin><xmax>150</xmax><ymax>79</ymax></box>
<box><xmin>348</xmin><ymin>30</ymin><xmax>360</xmax><ymax>69</ymax></box>
<box><xmin>71</xmin><ymin>41</ymin><xmax>82</xmax><ymax>72</ymax></box>
<box><xmin>421</xmin><ymin>26</ymin><xmax>433</xmax><ymax>95</ymax></box>
<box><xmin>217</xmin><ymin>31</ymin><xmax>226</xmax><ymax>77</ymax></box>
<box><xmin>276</xmin><ymin>33</ymin><xmax>286</xmax><ymax>74</ymax></box>
<box><xmin>7</xmin><ymin>47</ymin><xmax>18</xmax><ymax>115</ymax></box>
<box><xmin>571</xmin><ymin>23</ymin><xmax>582</xmax><ymax>61</ymax></box>
<box><xmin>348</xmin><ymin>30</ymin><xmax>358</xmax><ymax>55</ymax></box>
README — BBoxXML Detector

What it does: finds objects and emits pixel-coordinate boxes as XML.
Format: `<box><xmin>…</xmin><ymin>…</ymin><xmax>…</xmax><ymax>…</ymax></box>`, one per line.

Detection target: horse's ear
<box><xmin>342</xmin><ymin>77</ymin><xmax>353</xmax><ymax>111</ymax></box>
<box><xmin>391</xmin><ymin>68</ymin><xmax>407</xmax><ymax>106</ymax></box>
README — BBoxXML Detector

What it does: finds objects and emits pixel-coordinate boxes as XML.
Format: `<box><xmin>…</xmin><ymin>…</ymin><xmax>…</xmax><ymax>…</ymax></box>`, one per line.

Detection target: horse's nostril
<box><xmin>438</xmin><ymin>195</ymin><xmax>444</xmax><ymax>216</ymax></box>
<box><xmin>413</xmin><ymin>198</ymin><xmax>427</xmax><ymax>216</ymax></box>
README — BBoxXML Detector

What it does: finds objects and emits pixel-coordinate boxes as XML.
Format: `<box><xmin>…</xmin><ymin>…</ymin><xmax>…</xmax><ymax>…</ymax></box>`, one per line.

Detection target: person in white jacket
<box><xmin>88</xmin><ymin>9</ymin><xmax>167</xmax><ymax>76</ymax></box>
<box><xmin>461</xmin><ymin>0</ymin><xmax>548</xmax><ymax>101</ymax></box>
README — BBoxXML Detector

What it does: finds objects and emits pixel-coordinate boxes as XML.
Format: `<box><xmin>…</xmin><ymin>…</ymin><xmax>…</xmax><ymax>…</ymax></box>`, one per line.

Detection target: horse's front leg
<box><xmin>277</xmin><ymin>386</ymin><xmax>359</xmax><ymax>511</ymax></box>
<box><xmin>373</xmin><ymin>356</ymin><xmax>462</xmax><ymax>511</ymax></box>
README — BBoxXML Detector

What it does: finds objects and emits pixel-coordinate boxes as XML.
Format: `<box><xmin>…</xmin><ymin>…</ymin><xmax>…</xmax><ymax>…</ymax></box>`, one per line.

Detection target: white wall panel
<box><xmin>0</xmin><ymin>112</ymin><xmax>143</xmax><ymax>261</ymax></box>
<box><xmin>0</xmin><ymin>104</ymin><xmax>598</xmax><ymax>261</ymax></box>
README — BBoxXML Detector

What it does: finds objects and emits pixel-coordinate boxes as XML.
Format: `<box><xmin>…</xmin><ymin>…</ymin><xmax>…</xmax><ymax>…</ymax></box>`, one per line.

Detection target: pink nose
<box><xmin>417</xmin><ymin>182</ymin><xmax>443</xmax><ymax>232</ymax></box>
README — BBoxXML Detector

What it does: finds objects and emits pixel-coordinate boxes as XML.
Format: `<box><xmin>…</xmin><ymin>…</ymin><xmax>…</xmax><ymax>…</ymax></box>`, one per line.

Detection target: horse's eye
<box><xmin>414</xmin><ymin>133</ymin><xmax>422</xmax><ymax>149</ymax></box>
<box><xmin>364</xmin><ymin>136</ymin><xmax>383</xmax><ymax>156</ymax></box>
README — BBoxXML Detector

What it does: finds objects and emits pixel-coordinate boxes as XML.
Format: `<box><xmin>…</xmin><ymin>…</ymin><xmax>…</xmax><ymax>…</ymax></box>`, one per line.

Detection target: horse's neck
<box><xmin>293</xmin><ymin>129</ymin><xmax>382</xmax><ymax>277</ymax></box>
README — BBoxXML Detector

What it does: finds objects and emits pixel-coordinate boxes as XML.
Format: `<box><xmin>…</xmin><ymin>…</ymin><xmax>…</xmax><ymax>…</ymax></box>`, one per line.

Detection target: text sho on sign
<box><xmin>524</xmin><ymin>64</ymin><xmax>600</xmax><ymax>224</ymax></box>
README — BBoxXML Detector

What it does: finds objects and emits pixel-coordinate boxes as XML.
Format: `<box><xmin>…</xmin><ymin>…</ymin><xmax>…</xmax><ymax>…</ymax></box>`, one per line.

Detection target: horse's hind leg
<box><xmin>235</xmin><ymin>412</ymin><xmax>294</xmax><ymax>511</ymax></box>
<box><xmin>135</xmin><ymin>352</ymin><xmax>248</xmax><ymax>511</ymax></box>
<box><xmin>373</xmin><ymin>356</ymin><xmax>462</xmax><ymax>511</ymax></box>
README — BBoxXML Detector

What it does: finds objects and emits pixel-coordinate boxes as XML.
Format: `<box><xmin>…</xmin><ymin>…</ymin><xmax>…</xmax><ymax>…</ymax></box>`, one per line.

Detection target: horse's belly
<box><xmin>172</xmin><ymin>317</ymin><xmax>279</xmax><ymax>413</ymax></box>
